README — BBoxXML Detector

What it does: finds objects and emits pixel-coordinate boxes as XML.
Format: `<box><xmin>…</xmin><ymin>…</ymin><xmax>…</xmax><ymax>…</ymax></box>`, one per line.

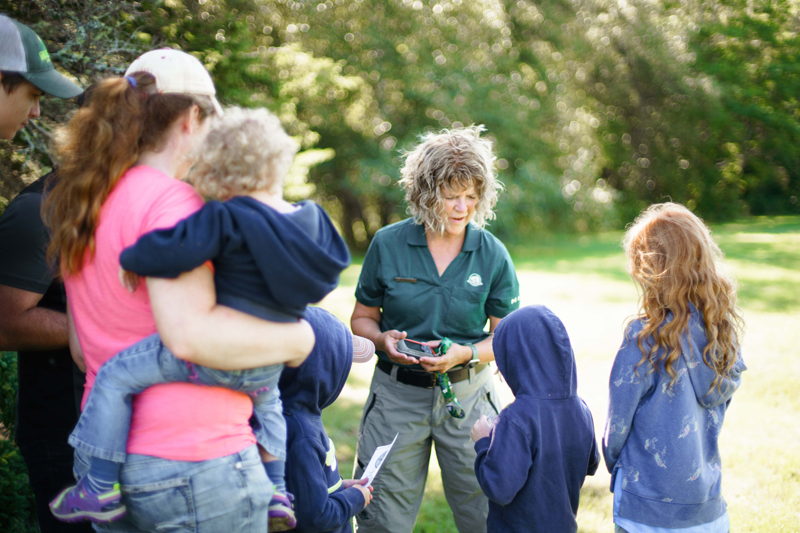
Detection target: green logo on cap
<box><xmin>35</xmin><ymin>36</ymin><xmax>52</xmax><ymax>63</ymax></box>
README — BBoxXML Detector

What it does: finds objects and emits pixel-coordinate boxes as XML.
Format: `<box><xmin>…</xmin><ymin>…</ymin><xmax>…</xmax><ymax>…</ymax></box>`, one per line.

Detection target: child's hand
<box><xmin>471</xmin><ymin>415</ymin><xmax>494</xmax><ymax>442</ymax></box>
<box><xmin>118</xmin><ymin>266</ymin><xmax>140</xmax><ymax>293</ymax></box>
<box><xmin>343</xmin><ymin>478</ymin><xmax>373</xmax><ymax>508</ymax></box>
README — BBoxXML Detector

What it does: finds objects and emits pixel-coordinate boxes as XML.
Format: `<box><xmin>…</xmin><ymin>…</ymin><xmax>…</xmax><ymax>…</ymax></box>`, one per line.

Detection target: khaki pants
<box><xmin>354</xmin><ymin>364</ymin><xmax>501</xmax><ymax>533</ymax></box>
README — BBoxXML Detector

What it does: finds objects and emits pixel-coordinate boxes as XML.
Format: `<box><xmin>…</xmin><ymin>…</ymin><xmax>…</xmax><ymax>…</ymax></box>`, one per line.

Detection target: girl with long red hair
<box><xmin>603</xmin><ymin>202</ymin><xmax>745</xmax><ymax>533</ymax></box>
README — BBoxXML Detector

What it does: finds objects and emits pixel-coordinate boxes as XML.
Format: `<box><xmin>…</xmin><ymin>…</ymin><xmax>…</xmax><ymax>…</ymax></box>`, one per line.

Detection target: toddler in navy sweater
<box><xmin>471</xmin><ymin>305</ymin><xmax>600</xmax><ymax>533</ymax></box>
<box><xmin>51</xmin><ymin>107</ymin><xmax>350</xmax><ymax>531</ymax></box>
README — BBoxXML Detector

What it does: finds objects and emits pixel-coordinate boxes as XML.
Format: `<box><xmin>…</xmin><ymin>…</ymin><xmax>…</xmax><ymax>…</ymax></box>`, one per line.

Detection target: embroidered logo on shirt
<box><xmin>466</xmin><ymin>273</ymin><xmax>483</xmax><ymax>287</ymax></box>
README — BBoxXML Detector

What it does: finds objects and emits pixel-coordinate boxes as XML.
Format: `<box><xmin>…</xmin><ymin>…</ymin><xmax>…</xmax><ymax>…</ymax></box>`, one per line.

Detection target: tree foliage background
<box><xmin>1</xmin><ymin>0</ymin><xmax>799</xmax><ymax>248</ymax></box>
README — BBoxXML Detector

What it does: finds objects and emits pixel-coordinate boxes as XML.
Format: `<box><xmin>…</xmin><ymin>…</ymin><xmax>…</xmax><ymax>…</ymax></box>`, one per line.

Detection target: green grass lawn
<box><xmin>317</xmin><ymin>215</ymin><xmax>800</xmax><ymax>533</ymax></box>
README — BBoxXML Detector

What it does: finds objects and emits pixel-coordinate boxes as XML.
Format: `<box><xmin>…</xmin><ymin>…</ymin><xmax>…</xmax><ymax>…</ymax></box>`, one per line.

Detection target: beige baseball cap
<box><xmin>352</xmin><ymin>334</ymin><xmax>375</xmax><ymax>364</ymax></box>
<box><xmin>124</xmin><ymin>48</ymin><xmax>223</xmax><ymax>116</ymax></box>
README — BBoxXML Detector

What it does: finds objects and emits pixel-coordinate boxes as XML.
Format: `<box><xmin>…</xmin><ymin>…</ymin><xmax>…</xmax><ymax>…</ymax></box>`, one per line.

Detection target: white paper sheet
<box><xmin>360</xmin><ymin>433</ymin><xmax>398</xmax><ymax>485</ymax></box>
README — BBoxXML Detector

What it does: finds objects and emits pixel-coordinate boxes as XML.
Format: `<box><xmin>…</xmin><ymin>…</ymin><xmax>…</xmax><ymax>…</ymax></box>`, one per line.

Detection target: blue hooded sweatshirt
<box><xmin>120</xmin><ymin>197</ymin><xmax>350</xmax><ymax>322</ymax></box>
<box><xmin>603</xmin><ymin>307</ymin><xmax>746</xmax><ymax>529</ymax></box>
<box><xmin>475</xmin><ymin>305</ymin><xmax>600</xmax><ymax>533</ymax></box>
<box><xmin>279</xmin><ymin>307</ymin><xmax>367</xmax><ymax>533</ymax></box>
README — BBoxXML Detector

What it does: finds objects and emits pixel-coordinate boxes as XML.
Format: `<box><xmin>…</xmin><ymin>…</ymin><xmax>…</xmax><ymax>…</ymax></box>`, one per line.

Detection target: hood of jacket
<box><xmin>492</xmin><ymin>305</ymin><xmax>578</xmax><ymax>399</ymax></box>
<box><xmin>228</xmin><ymin>198</ymin><xmax>351</xmax><ymax>313</ymax></box>
<box><xmin>681</xmin><ymin>309</ymin><xmax>746</xmax><ymax>408</ymax></box>
<box><xmin>279</xmin><ymin>306</ymin><xmax>353</xmax><ymax>416</ymax></box>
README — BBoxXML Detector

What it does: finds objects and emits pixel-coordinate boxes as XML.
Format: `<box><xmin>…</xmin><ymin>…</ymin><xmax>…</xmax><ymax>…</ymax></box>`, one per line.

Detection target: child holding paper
<box><xmin>471</xmin><ymin>305</ymin><xmax>600</xmax><ymax>533</ymax></box>
<box><xmin>280</xmin><ymin>306</ymin><xmax>374</xmax><ymax>533</ymax></box>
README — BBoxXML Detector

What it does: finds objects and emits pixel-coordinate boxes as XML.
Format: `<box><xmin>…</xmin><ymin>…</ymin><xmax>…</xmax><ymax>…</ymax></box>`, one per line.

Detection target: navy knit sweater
<box><xmin>475</xmin><ymin>305</ymin><xmax>600</xmax><ymax>533</ymax></box>
<box><xmin>279</xmin><ymin>307</ymin><xmax>367</xmax><ymax>533</ymax></box>
<box><xmin>120</xmin><ymin>198</ymin><xmax>350</xmax><ymax>322</ymax></box>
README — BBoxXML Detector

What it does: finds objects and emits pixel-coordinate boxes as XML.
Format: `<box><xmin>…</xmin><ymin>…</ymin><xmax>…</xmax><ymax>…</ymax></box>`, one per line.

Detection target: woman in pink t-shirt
<box><xmin>42</xmin><ymin>50</ymin><xmax>314</xmax><ymax>532</ymax></box>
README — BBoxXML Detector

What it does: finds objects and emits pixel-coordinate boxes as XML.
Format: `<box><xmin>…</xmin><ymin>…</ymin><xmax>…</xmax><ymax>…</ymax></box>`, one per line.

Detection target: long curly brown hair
<box><xmin>41</xmin><ymin>71</ymin><xmax>213</xmax><ymax>275</ymax></box>
<box><xmin>624</xmin><ymin>202</ymin><xmax>744</xmax><ymax>393</ymax></box>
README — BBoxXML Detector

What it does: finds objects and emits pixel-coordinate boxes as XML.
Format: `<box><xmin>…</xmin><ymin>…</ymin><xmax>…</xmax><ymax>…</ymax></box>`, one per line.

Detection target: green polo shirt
<box><xmin>355</xmin><ymin>218</ymin><xmax>520</xmax><ymax>368</ymax></box>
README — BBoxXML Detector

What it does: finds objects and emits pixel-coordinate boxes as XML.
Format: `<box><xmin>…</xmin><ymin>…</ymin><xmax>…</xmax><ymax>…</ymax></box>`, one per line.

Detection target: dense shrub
<box><xmin>0</xmin><ymin>352</ymin><xmax>38</xmax><ymax>533</ymax></box>
<box><xmin>0</xmin><ymin>352</ymin><xmax>17</xmax><ymax>438</ymax></box>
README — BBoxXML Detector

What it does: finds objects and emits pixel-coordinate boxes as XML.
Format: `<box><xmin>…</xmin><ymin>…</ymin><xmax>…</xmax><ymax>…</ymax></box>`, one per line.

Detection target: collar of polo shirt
<box><xmin>407</xmin><ymin>220</ymin><xmax>482</xmax><ymax>252</ymax></box>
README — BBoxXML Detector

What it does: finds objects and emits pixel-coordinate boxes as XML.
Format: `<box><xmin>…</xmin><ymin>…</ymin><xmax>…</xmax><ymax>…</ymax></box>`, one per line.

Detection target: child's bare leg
<box><xmin>259</xmin><ymin>446</ymin><xmax>279</xmax><ymax>463</ymax></box>
<box><xmin>258</xmin><ymin>444</ymin><xmax>286</xmax><ymax>490</ymax></box>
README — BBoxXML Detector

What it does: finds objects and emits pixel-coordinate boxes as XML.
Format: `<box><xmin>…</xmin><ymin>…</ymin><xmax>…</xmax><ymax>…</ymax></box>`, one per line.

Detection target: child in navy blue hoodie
<box><xmin>471</xmin><ymin>305</ymin><xmax>600</xmax><ymax>533</ymax></box>
<box><xmin>51</xmin><ymin>107</ymin><xmax>350</xmax><ymax>530</ymax></box>
<box><xmin>280</xmin><ymin>306</ymin><xmax>374</xmax><ymax>533</ymax></box>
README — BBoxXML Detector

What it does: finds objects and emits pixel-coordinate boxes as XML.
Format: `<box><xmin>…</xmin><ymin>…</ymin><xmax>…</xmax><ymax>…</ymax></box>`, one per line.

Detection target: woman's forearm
<box><xmin>148</xmin><ymin>267</ymin><xmax>314</xmax><ymax>370</ymax></box>
<box><xmin>444</xmin><ymin>316</ymin><xmax>500</xmax><ymax>366</ymax></box>
<box><xmin>351</xmin><ymin>302</ymin><xmax>417</xmax><ymax>365</ymax></box>
<box><xmin>350</xmin><ymin>302</ymin><xmax>386</xmax><ymax>351</ymax></box>
<box><xmin>184</xmin><ymin>305</ymin><xmax>314</xmax><ymax>369</ymax></box>
<box><xmin>474</xmin><ymin>315</ymin><xmax>502</xmax><ymax>364</ymax></box>
<box><xmin>472</xmin><ymin>334</ymin><xmax>495</xmax><ymax>364</ymax></box>
<box><xmin>351</xmin><ymin>316</ymin><xmax>384</xmax><ymax>351</ymax></box>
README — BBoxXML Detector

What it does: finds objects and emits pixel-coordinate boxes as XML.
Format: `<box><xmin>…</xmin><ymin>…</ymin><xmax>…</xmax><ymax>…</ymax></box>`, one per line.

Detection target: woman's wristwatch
<box><xmin>464</xmin><ymin>343</ymin><xmax>480</xmax><ymax>369</ymax></box>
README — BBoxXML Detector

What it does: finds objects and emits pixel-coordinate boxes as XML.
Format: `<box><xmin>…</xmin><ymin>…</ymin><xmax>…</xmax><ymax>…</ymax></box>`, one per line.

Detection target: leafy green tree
<box><xmin>692</xmin><ymin>0</ymin><xmax>800</xmax><ymax>216</ymax></box>
<box><xmin>1</xmin><ymin>0</ymin><xmax>798</xmax><ymax>246</ymax></box>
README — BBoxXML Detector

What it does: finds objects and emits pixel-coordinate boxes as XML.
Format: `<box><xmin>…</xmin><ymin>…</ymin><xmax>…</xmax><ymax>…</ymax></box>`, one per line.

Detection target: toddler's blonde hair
<box><xmin>189</xmin><ymin>106</ymin><xmax>298</xmax><ymax>200</ymax></box>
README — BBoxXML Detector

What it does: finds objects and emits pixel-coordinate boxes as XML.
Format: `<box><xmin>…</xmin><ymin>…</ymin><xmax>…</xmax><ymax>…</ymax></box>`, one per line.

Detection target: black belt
<box><xmin>376</xmin><ymin>358</ymin><xmax>488</xmax><ymax>389</ymax></box>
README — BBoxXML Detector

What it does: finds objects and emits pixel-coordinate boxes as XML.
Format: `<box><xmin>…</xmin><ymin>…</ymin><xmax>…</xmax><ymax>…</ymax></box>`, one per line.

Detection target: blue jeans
<box><xmin>69</xmin><ymin>333</ymin><xmax>286</xmax><ymax>463</ymax></box>
<box><xmin>74</xmin><ymin>446</ymin><xmax>271</xmax><ymax>532</ymax></box>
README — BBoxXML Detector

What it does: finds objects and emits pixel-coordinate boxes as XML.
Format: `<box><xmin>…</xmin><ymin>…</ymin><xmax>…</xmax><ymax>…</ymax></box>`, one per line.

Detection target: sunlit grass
<box><xmin>318</xmin><ymin>215</ymin><xmax>800</xmax><ymax>533</ymax></box>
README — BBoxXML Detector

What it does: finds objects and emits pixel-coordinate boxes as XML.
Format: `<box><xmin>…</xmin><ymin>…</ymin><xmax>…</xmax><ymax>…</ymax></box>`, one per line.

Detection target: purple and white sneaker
<box><xmin>49</xmin><ymin>477</ymin><xmax>127</xmax><ymax>523</ymax></box>
<box><xmin>267</xmin><ymin>490</ymin><xmax>296</xmax><ymax>532</ymax></box>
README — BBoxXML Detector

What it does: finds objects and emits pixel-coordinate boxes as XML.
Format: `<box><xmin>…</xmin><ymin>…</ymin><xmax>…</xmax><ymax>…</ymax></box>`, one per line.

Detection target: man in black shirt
<box><xmin>0</xmin><ymin>175</ymin><xmax>92</xmax><ymax>533</ymax></box>
<box><xmin>0</xmin><ymin>14</ymin><xmax>91</xmax><ymax>533</ymax></box>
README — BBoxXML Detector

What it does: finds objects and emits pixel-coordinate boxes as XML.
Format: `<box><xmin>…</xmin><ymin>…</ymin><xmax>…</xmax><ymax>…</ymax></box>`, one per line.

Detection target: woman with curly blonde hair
<box><xmin>603</xmin><ymin>202</ymin><xmax>746</xmax><ymax>533</ymax></box>
<box><xmin>351</xmin><ymin>125</ymin><xmax>520</xmax><ymax>532</ymax></box>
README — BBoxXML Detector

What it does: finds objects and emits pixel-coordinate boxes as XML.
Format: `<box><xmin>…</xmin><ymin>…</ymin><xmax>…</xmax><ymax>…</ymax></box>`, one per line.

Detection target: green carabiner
<box><xmin>436</xmin><ymin>337</ymin><xmax>465</xmax><ymax>419</ymax></box>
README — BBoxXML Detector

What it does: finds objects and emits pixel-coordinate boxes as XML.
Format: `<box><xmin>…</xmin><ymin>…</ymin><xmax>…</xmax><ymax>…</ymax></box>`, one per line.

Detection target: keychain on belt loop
<box><xmin>436</xmin><ymin>337</ymin><xmax>466</xmax><ymax>419</ymax></box>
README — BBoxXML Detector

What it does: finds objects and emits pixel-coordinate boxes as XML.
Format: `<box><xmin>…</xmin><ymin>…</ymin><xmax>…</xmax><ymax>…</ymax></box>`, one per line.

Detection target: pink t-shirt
<box><xmin>66</xmin><ymin>165</ymin><xmax>255</xmax><ymax>461</ymax></box>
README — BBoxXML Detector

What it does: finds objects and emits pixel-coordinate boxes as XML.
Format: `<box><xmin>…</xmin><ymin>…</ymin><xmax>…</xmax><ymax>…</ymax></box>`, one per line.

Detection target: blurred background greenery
<box><xmin>1</xmin><ymin>0</ymin><xmax>799</xmax><ymax>248</ymax></box>
<box><xmin>1</xmin><ymin>1</ymin><xmax>799</xmax><ymax>531</ymax></box>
